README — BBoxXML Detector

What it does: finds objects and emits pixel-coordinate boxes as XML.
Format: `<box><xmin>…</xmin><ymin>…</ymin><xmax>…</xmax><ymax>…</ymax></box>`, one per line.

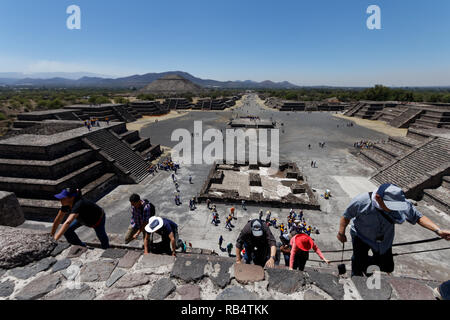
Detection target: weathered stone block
<box><xmin>177</xmin><ymin>284</ymin><xmax>201</xmax><ymax>300</ymax></box>
<box><xmin>388</xmin><ymin>277</ymin><xmax>434</xmax><ymax>300</ymax></box>
<box><xmin>118</xmin><ymin>250</ymin><xmax>142</xmax><ymax>269</ymax></box>
<box><xmin>234</xmin><ymin>263</ymin><xmax>265</xmax><ymax>284</ymax></box>
<box><xmin>79</xmin><ymin>260</ymin><xmax>117</xmax><ymax>282</ymax></box>
<box><xmin>51</xmin><ymin>242</ymin><xmax>71</xmax><ymax>257</ymax></box>
<box><xmin>135</xmin><ymin>253</ymin><xmax>174</xmax><ymax>270</ymax></box>
<box><xmin>216</xmin><ymin>286</ymin><xmax>259</xmax><ymax>300</ymax></box>
<box><xmin>307</xmin><ymin>270</ymin><xmax>344</xmax><ymax>300</ymax></box>
<box><xmin>204</xmin><ymin>258</ymin><xmax>234</xmax><ymax>288</ymax></box>
<box><xmin>66</xmin><ymin>245</ymin><xmax>88</xmax><ymax>258</ymax></box>
<box><xmin>0</xmin><ymin>280</ymin><xmax>15</xmax><ymax>297</ymax></box>
<box><xmin>106</xmin><ymin>268</ymin><xmax>127</xmax><ymax>288</ymax></box>
<box><xmin>352</xmin><ymin>275</ymin><xmax>392</xmax><ymax>300</ymax></box>
<box><xmin>100</xmin><ymin>290</ymin><xmax>131</xmax><ymax>300</ymax></box>
<box><xmin>0</xmin><ymin>192</ymin><xmax>25</xmax><ymax>227</ymax></box>
<box><xmin>9</xmin><ymin>257</ymin><xmax>57</xmax><ymax>280</ymax></box>
<box><xmin>147</xmin><ymin>278</ymin><xmax>176</xmax><ymax>300</ymax></box>
<box><xmin>267</xmin><ymin>268</ymin><xmax>308</xmax><ymax>294</ymax></box>
<box><xmin>0</xmin><ymin>226</ymin><xmax>56</xmax><ymax>270</ymax></box>
<box><xmin>171</xmin><ymin>255</ymin><xmax>207</xmax><ymax>282</ymax></box>
<box><xmin>51</xmin><ymin>258</ymin><xmax>71</xmax><ymax>273</ymax></box>
<box><xmin>114</xmin><ymin>273</ymin><xmax>150</xmax><ymax>288</ymax></box>
<box><xmin>44</xmin><ymin>284</ymin><xmax>96</xmax><ymax>300</ymax></box>
<box><xmin>101</xmin><ymin>248</ymin><xmax>128</xmax><ymax>259</ymax></box>
<box><xmin>15</xmin><ymin>273</ymin><xmax>61</xmax><ymax>300</ymax></box>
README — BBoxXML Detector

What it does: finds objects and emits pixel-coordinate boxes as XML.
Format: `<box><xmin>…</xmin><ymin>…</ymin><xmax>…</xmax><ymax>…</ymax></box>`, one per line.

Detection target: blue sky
<box><xmin>0</xmin><ymin>0</ymin><xmax>449</xmax><ymax>86</ymax></box>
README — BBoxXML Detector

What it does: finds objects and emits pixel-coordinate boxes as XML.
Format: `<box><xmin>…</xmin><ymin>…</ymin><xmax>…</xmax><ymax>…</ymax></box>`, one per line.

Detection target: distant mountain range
<box><xmin>0</xmin><ymin>71</ymin><xmax>300</xmax><ymax>89</ymax></box>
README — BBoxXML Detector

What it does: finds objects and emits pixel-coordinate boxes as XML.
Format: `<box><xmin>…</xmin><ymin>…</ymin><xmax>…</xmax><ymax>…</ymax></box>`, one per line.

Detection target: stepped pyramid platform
<box><xmin>198</xmin><ymin>162</ymin><xmax>319</xmax><ymax>209</ymax></box>
<box><xmin>370</xmin><ymin>134</ymin><xmax>450</xmax><ymax>200</ymax></box>
<box><xmin>129</xmin><ymin>100</ymin><xmax>169</xmax><ymax>116</ymax></box>
<box><xmin>0</xmin><ymin>121</ymin><xmax>158</xmax><ymax>221</ymax></box>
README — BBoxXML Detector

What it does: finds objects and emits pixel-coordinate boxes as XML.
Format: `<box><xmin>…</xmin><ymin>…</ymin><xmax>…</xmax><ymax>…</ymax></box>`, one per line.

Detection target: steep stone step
<box><xmin>0</xmin><ymin>161</ymin><xmax>106</xmax><ymax>199</ymax></box>
<box><xmin>0</xmin><ymin>149</ymin><xmax>95</xmax><ymax>179</ymax></box>
<box><xmin>18</xmin><ymin>173</ymin><xmax>118</xmax><ymax>221</ymax></box>
<box><xmin>423</xmin><ymin>187</ymin><xmax>450</xmax><ymax>214</ymax></box>
<box><xmin>389</xmin><ymin>108</ymin><xmax>423</xmax><ymax>128</ymax></box>
<box><xmin>85</xmin><ymin>130</ymin><xmax>149</xmax><ymax>183</ymax></box>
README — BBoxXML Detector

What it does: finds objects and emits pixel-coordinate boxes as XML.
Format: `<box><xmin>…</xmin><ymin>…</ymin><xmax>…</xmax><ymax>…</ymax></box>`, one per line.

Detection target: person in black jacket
<box><xmin>235</xmin><ymin>219</ymin><xmax>277</xmax><ymax>268</ymax></box>
<box><xmin>51</xmin><ymin>187</ymin><xmax>109</xmax><ymax>249</ymax></box>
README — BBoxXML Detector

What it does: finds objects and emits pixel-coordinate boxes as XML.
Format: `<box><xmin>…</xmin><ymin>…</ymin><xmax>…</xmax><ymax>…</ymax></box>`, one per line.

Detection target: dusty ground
<box><xmin>334</xmin><ymin>114</ymin><xmax>407</xmax><ymax>137</ymax></box>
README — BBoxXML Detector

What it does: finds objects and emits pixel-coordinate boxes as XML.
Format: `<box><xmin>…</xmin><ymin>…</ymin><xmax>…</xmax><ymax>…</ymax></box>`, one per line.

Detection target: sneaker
<box><xmin>433</xmin><ymin>287</ymin><xmax>442</xmax><ymax>300</ymax></box>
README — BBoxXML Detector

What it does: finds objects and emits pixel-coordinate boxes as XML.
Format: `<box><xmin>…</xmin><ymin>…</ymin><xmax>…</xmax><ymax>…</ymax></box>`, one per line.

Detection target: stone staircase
<box><xmin>371</xmin><ymin>137</ymin><xmax>450</xmax><ymax>199</ymax></box>
<box><xmin>389</xmin><ymin>107</ymin><xmax>424</xmax><ymax>128</ymax></box>
<box><xmin>85</xmin><ymin>130</ymin><xmax>150</xmax><ymax>183</ymax></box>
<box><xmin>111</xmin><ymin>105</ymin><xmax>137</xmax><ymax>123</ymax></box>
<box><xmin>422</xmin><ymin>176</ymin><xmax>450</xmax><ymax>214</ymax></box>
<box><xmin>343</xmin><ymin>102</ymin><xmax>364</xmax><ymax>117</ymax></box>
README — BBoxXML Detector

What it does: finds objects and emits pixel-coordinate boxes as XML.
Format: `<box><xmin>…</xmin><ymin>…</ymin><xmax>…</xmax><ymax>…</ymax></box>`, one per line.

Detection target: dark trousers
<box><xmin>291</xmin><ymin>250</ymin><xmax>309</xmax><ymax>271</ymax></box>
<box><xmin>64</xmin><ymin>214</ymin><xmax>109</xmax><ymax>249</ymax></box>
<box><xmin>150</xmin><ymin>229</ymin><xmax>179</xmax><ymax>255</ymax></box>
<box><xmin>243</xmin><ymin>244</ymin><xmax>269</xmax><ymax>267</ymax></box>
<box><xmin>351</xmin><ymin>235</ymin><xmax>394</xmax><ymax>276</ymax></box>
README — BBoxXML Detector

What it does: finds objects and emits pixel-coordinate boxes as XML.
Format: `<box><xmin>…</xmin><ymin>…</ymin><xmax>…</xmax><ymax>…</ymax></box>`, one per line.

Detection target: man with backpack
<box><xmin>124</xmin><ymin>193</ymin><xmax>155</xmax><ymax>244</ymax></box>
<box><xmin>338</xmin><ymin>183</ymin><xmax>450</xmax><ymax>277</ymax></box>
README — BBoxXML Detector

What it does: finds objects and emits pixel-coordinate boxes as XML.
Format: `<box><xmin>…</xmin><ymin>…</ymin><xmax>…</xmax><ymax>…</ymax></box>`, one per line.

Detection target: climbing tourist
<box><xmin>124</xmin><ymin>193</ymin><xmax>154</xmax><ymax>244</ymax></box>
<box><xmin>289</xmin><ymin>233</ymin><xmax>329</xmax><ymax>271</ymax></box>
<box><xmin>144</xmin><ymin>216</ymin><xmax>180</xmax><ymax>256</ymax></box>
<box><xmin>235</xmin><ymin>219</ymin><xmax>277</xmax><ymax>268</ymax></box>
<box><xmin>219</xmin><ymin>235</ymin><xmax>224</xmax><ymax>248</ymax></box>
<box><xmin>51</xmin><ymin>188</ymin><xmax>109</xmax><ymax>249</ymax></box>
<box><xmin>337</xmin><ymin>183</ymin><xmax>450</xmax><ymax>276</ymax></box>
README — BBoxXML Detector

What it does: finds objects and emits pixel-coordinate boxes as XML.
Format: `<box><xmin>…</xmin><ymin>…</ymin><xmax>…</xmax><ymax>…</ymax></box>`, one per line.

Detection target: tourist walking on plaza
<box><xmin>124</xmin><ymin>194</ymin><xmax>154</xmax><ymax>244</ymax></box>
<box><xmin>235</xmin><ymin>219</ymin><xmax>277</xmax><ymax>268</ymax></box>
<box><xmin>289</xmin><ymin>233</ymin><xmax>330</xmax><ymax>271</ymax></box>
<box><xmin>51</xmin><ymin>188</ymin><xmax>109</xmax><ymax>249</ymax></box>
<box><xmin>144</xmin><ymin>216</ymin><xmax>180</xmax><ymax>256</ymax></box>
<box><xmin>338</xmin><ymin>183</ymin><xmax>450</xmax><ymax>276</ymax></box>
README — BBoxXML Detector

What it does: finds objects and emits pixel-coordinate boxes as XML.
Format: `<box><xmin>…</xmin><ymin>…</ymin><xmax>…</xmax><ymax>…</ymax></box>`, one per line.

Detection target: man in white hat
<box><xmin>144</xmin><ymin>216</ymin><xmax>179</xmax><ymax>256</ymax></box>
<box><xmin>338</xmin><ymin>183</ymin><xmax>450</xmax><ymax>276</ymax></box>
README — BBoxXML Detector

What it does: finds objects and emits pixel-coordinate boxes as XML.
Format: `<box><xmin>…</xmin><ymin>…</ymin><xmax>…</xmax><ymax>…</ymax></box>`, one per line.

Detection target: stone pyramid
<box><xmin>140</xmin><ymin>74</ymin><xmax>203</xmax><ymax>94</ymax></box>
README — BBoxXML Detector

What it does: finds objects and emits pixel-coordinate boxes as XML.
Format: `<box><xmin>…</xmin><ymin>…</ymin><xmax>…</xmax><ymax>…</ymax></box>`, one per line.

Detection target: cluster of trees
<box><xmin>0</xmin><ymin>88</ymin><xmax>130</xmax><ymax>116</ymax></box>
<box><xmin>259</xmin><ymin>85</ymin><xmax>450</xmax><ymax>103</ymax></box>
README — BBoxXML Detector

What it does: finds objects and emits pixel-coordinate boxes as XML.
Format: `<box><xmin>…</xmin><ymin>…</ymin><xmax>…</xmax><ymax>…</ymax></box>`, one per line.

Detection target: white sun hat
<box><xmin>145</xmin><ymin>216</ymin><xmax>164</xmax><ymax>233</ymax></box>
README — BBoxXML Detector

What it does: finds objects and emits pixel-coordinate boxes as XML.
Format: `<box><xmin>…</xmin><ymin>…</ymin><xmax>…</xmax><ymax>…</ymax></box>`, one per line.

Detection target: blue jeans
<box><xmin>64</xmin><ymin>214</ymin><xmax>109</xmax><ymax>249</ymax></box>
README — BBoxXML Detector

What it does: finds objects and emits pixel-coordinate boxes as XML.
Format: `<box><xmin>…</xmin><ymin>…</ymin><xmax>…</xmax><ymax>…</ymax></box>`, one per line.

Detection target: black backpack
<box><xmin>143</xmin><ymin>199</ymin><xmax>156</xmax><ymax>217</ymax></box>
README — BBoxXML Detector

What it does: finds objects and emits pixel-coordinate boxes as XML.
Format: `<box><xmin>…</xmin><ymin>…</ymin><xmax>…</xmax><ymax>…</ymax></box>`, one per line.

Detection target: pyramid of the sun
<box><xmin>139</xmin><ymin>74</ymin><xmax>203</xmax><ymax>94</ymax></box>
